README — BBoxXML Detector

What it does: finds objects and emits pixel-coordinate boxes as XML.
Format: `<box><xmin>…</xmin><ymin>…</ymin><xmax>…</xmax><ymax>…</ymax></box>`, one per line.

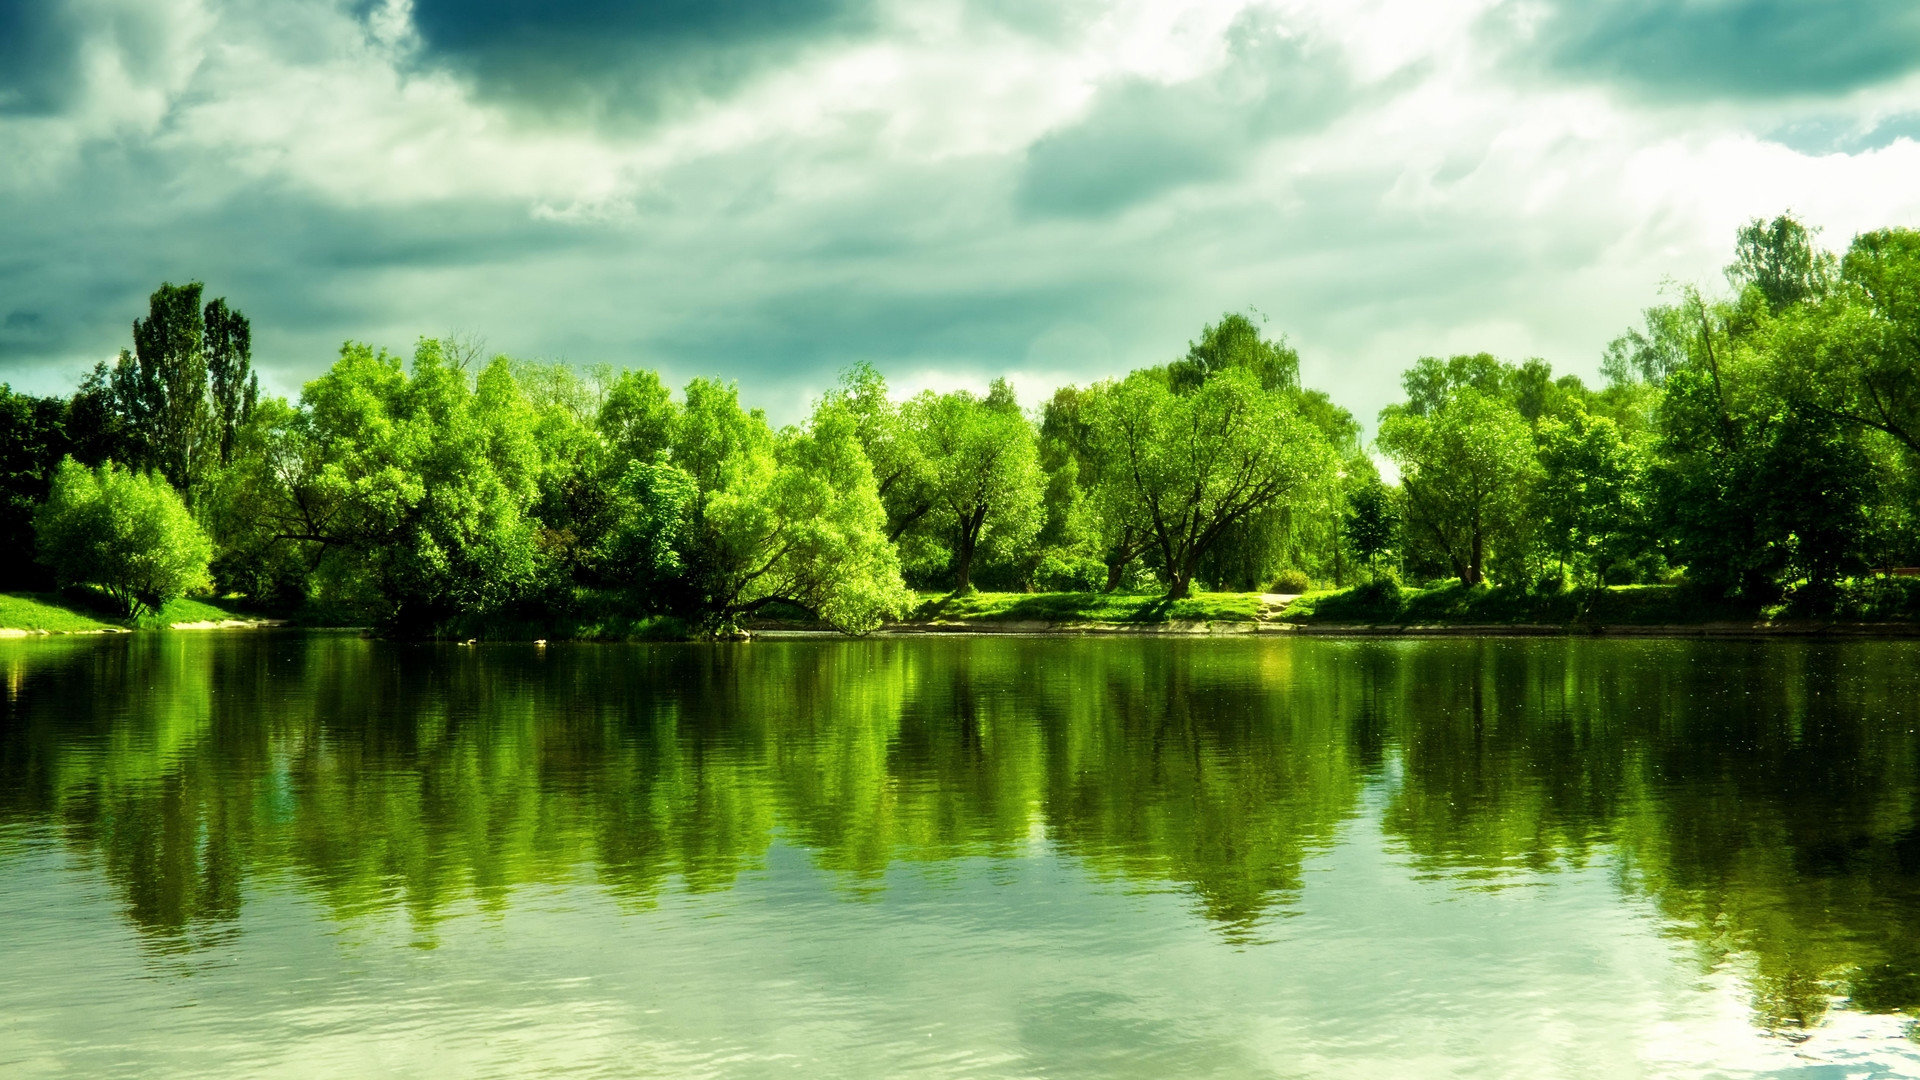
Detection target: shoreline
<box><xmin>765</xmin><ymin>618</ymin><xmax>1920</xmax><ymax>639</ymax></box>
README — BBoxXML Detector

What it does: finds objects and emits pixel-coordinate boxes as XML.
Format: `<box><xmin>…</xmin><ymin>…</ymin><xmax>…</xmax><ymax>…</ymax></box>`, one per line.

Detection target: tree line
<box><xmin>1</xmin><ymin>214</ymin><xmax>1916</xmax><ymax>633</ymax></box>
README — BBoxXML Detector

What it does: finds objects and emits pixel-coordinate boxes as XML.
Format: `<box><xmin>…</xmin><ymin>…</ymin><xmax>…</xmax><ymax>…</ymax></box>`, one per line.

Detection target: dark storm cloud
<box><xmin>1515</xmin><ymin>0</ymin><xmax>1920</xmax><ymax>101</ymax></box>
<box><xmin>399</xmin><ymin>0</ymin><xmax>876</xmax><ymax>117</ymax></box>
<box><xmin>0</xmin><ymin>0</ymin><xmax>81</xmax><ymax>113</ymax></box>
<box><xmin>1018</xmin><ymin>20</ymin><xmax>1351</xmax><ymax>218</ymax></box>
<box><xmin>0</xmin><ymin>0</ymin><xmax>189</xmax><ymax>114</ymax></box>
<box><xmin>0</xmin><ymin>140</ymin><xmax>597</xmax><ymax>394</ymax></box>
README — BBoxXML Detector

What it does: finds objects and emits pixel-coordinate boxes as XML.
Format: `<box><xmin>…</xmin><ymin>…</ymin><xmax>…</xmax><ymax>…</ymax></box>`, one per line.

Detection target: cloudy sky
<box><xmin>4</xmin><ymin>0</ymin><xmax>1920</xmax><ymax>427</ymax></box>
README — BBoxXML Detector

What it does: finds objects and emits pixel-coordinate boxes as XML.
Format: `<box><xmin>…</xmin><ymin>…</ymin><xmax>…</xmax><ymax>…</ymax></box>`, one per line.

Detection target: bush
<box><xmin>1789</xmin><ymin>575</ymin><xmax>1920</xmax><ymax>620</ymax></box>
<box><xmin>34</xmin><ymin>458</ymin><xmax>213</xmax><ymax>616</ymax></box>
<box><xmin>1267</xmin><ymin>567</ymin><xmax>1313</xmax><ymax>594</ymax></box>
<box><xmin>1034</xmin><ymin>550</ymin><xmax>1106</xmax><ymax>592</ymax></box>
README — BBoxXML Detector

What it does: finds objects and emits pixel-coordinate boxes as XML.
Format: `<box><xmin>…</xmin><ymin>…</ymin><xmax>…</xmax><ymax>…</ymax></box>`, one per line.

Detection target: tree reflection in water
<box><xmin>1</xmin><ymin>633</ymin><xmax>1916</xmax><ymax>1032</ymax></box>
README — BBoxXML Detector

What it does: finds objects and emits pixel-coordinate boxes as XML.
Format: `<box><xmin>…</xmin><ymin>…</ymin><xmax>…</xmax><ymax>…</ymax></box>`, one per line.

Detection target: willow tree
<box><xmin>1089</xmin><ymin>366</ymin><xmax>1328</xmax><ymax>599</ymax></box>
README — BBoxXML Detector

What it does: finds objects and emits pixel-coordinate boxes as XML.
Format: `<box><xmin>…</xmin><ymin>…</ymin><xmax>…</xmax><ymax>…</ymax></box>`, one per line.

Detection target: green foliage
<box><xmin>1534</xmin><ymin>408</ymin><xmax>1647</xmax><ymax>582</ymax></box>
<box><xmin>0</xmin><ymin>385</ymin><xmax>70</xmax><ymax>589</ymax></box>
<box><xmin>1089</xmin><ymin>366</ymin><xmax>1329</xmax><ymax>598</ymax></box>
<box><xmin>595</xmin><ymin>458</ymin><xmax>698</xmax><ymax>603</ymax></box>
<box><xmin>906</xmin><ymin>381</ymin><xmax>1044</xmax><ymax>592</ymax></box>
<box><xmin>1377</xmin><ymin>381</ymin><xmax>1539</xmax><ymax>587</ymax></box>
<box><xmin>1168</xmin><ymin>311</ymin><xmax>1301</xmax><ymax>393</ymax></box>
<box><xmin>34</xmin><ymin>458</ymin><xmax>212</xmax><ymax>615</ymax></box>
<box><xmin>910</xmin><ymin>590</ymin><xmax>1265</xmax><ymax>624</ymax></box>
<box><xmin>1343</xmin><ymin>477</ymin><xmax>1398</xmax><ymax>572</ymax></box>
<box><xmin>1268</xmin><ymin>568</ymin><xmax>1313</xmax><ymax>593</ymax></box>
<box><xmin>95</xmin><ymin>281</ymin><xmax>257</xmax><ymax>492</ymax></box>
<box><xmin>684</xmin><ymin>398</ymin><xmax>912</xmax><ymax>633</ymax></box>
<box><xmin>1033</xmin><ymin>549</ymin><xmax>1106</xmax><ymax>592</ymax></box>
<box><xmin>1726</xmin><ymin>213</ymin><xmax>1835</xmax><ymax>313</ymax></box>
<box><xmin>21</xmin><ymin>242</ymin><xmax>1920</xmax><ymax>637</ymax></box>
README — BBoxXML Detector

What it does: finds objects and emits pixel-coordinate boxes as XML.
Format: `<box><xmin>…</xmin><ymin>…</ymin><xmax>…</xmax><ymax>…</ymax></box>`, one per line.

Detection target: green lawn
<box><xmin>150</xmin><ymin>596</ymin><xmax>255</xmax><ymax>626</ymax></box>
<box><xmin>0</xmin><ymin>591</ymin><xmax>263</xmax><ymax>633</ymax></box>
<box><xmin>907</xmin><ymin>590</ymin><xmax>1269</xmax><ymax>625</ymax></box>
<box><xmin>0</xmin><ymin>593</ymin><xmax>122</xmax><ymax>632</ymax></box>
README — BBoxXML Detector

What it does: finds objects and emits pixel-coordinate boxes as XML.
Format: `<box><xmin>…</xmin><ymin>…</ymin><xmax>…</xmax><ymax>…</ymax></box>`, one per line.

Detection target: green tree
<box><xmin>1168</xmin><ymin>311</ymin><xmax>1301</xmax><ymax>393</ymax></box>
<box><xmin>99</xmin><ymin>281</ymin><xmax>258</xmax><ymax>492</ymax></box>
<box><xmin>815</xmin><ymin>363</ymin><xmax>937</xmax><ymax>543</ymax></box>
<box><xmin>669</xmin><ymin>381</ymin><xmax>910</xmax><ymax>632</ymax></box>
<box><xmin>1602</xmin><ymin>301</ymin><xmax>1693</xmax><ymax>386</ymax></box>
<box><xmin>1534</xmin><ymin>409</ymin><xmax>1647</xmax><ymax>583</ymax></box>
<box><xmin>204</xmin><ymin>297</ymin><xmax>258</xmax><ymax>467</ymax></box>
<box><xmin>594</xmin><ymin>458</ymin><xmax>699</xmax><ymax>608</ymax></box>
<box><xmin>1377</xmin><ymin>381</ymin><xmax>1538</xmax><ymax>587</ymax></box>
<box><xmin>908</xmin><ymin>382</ymin><xmax>1044</xmax><ymax>592</ymax></box>
<box><xmin>237</xmin><ymin>340</ymin><xmax>546</xmax><ymax>626</ymax></box>
<box><xmin>1726</xmin><ymin>213</ymin><xmax>1834</xmax><ymax>314</ymax></box>
<box><xmin>0</xmin><ymin>385</ymin><xmax>70</xmax><ymax>588</ymax></box>
<box><xmin>34</xmin><ymin>457</ymin><xmax>212</xmax><ymax>614</ymax></box>
<box><xmin>598</xmin><ymin>369</ymin><xmax>678</xmax><ymax>471</ymax></box>
<box><xmin>1344</xmin><ymin>476</ymin><xmax>1398</xmax><ymax>575</ymax></box>
<box><xmin>1041</xmin><ymin>382</ymin><xmax>1148</xmax><ymax>591</ymax></box>
<box><xmin>1768</xmin><ymin>228</ymin><xmax>1920</xmax><ymax>463</ymax></box>
<box><xmin>1090</xmin><ymin>367</ymin><xmax>1327</xmax><ymax>598</ymax></box>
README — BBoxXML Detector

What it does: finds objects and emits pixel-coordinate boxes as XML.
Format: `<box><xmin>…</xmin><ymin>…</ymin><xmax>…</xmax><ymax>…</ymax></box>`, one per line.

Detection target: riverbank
<box><xmin>799</xmin><ymin>581</ymin><xmax>1920</xmax><ymax>638</ymax></box>
<box><xmin>0</xmin><ymin>592</ymin><xmax>286</xmax><ymax>635</ymax></box>
<box><xmin>12</xmin><ymin>581</ymin><xmax>1919</xmax><ymax>640</ymax></box>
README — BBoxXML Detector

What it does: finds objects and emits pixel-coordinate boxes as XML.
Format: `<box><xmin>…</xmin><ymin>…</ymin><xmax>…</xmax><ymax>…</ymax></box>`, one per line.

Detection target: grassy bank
<box><xmin>0</xmin><ymin>591</ymin><xmax>267</xmax><ymax>633</ymax></box>
<box><xmin>1277</xmin><ymin>577</ymin><xmax>1920</xmax><ymax>627</ymax></box>
<box><xmin>904</xmin><ymin>590</ymin><xmax>1270</xmax><ymax>626</ymax></box>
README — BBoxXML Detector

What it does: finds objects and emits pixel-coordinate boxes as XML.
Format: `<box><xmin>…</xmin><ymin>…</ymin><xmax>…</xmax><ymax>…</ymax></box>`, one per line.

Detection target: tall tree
<box><xmin>815</xmin><ymin>363</ymin><xmax>936</xmax><ymax>544</ymax></box>
<box><xmin>0</xmin><ymin>386</ymin><xmax>70</xmax><ymax>588</ymax></box>
<box><xmin>101</xmin><ymin>281</ymin><xmax>257</xmax><ymax>491</ymax></box>
<box><xmin>1090</xmin><ymin>367</ymin><xmax>1327</xmax><ymax>599</ymax></box>
<box><xmin>1533</xmin><ymin>408</ymin><xmax>1646</xmax><ymax>582</ymax></box>
<box><xmin>1377</xmin><ymin>384</ymin><xmax>1538</xmax><ymax>588</ymax></box>
<box><xmin>1770</xmin><ymin>227</ymin><xmax>1920</xmax><ymax>461</ymax></box>
<box><xmin>204</xmin><ymin>297</ymin><xmax>258</xmax><ymax>467</ymax></box>
<box><xmin>1726</xmin><ymin>213</ymin><xmax>1834</xmax><ymax>314</ymax></box>
<box><xmin>1168</xmin><ymin>311</ymin><xmax>1301</xmax><ymax>393</ymax></box>
<box><xmin>1041</xmin><ymin>382</ymin><xmax>1148</xmax><ymax>590</ymax></box>
<box><xmin>910</xmin><ymin>381</ymin><xmax>1044</xmax><ymax>592</ymax></box>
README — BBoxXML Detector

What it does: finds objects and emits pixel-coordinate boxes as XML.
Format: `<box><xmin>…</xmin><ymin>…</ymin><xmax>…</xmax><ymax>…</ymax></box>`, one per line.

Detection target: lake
<box><xmin>2</xmin><ymin>633</ymin><xmax>1918</xmax><ymax>1078</ymax></box>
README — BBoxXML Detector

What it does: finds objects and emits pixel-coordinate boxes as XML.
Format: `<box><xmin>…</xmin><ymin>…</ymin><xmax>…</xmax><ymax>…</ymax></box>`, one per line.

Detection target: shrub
<box><xmin>34</xmin><ymin>458</ymin><xmax>212</xmax><ymax>615</ymax></box>
<box><xmin>1792</xmin><ymin>575</ymin><xmax>1920</xmax><ymax>620</ymax></box>
<box><xmin>1268</xmin><ymin>567</ymin><xmax>1313</xmax><ymax>594</ymax></box>
<box><xmin>1034</xmin><ymin>550</ymin><xmax>1105</xmax><ymax>592</ymax></box>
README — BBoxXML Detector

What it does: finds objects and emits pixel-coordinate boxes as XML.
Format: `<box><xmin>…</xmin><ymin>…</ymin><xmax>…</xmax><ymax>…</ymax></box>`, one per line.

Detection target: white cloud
<box><xmin>3</xmin><ymin>0</ymin><xmax>1919</xmax><ymax>431</ymax></box>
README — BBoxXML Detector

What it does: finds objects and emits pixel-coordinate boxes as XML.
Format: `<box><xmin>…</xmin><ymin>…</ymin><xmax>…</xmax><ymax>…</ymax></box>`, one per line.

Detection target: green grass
<box><xmin>907</xmin><ymin>590</ymin><xmax>1268</xmax><ymax>625</ymax></box>
<box><xmin>0</xmin><ymin>592</ymin><xmax>122</xmax><ymax>632</ymax></box>
<box><xmin>1</xmin><ymin>590</ymin><xmax>273</xmax><ymax>633</ymax></box>
<box><xmin>148</xmin><ymin>596</ymin><xmax>256</xmax><ymax>627</ymax></box>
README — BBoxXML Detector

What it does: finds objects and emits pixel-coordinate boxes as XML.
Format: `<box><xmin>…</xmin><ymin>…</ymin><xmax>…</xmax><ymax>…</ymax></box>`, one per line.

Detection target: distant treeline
<box><xmin>2</xmin><ymin>214</ymin><xmax>1916</xmax><ymax>633</ymax></box>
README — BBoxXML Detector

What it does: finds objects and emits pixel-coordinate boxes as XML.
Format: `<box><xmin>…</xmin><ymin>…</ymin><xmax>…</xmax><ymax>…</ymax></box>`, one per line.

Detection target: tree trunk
<box><xmin>953</xmin><ymin>507</ymin><xmax>985</xmax><ymax>593</ymax></box>
<box><xmin>1467</xmin><ymin>520</ymin><xmax>1484</xmax><ymax>586</ymax></box>
<box><xmin>1103</xmin><ymin>559</ymin><xmax>1126</xmax><ymax>593</ymax></box>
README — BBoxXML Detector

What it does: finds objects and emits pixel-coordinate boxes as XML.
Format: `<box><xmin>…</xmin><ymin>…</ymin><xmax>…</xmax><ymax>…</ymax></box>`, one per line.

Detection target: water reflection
<box><xmin>2</xmin><ymin>633</ymin><xmax>1917</xmax><ymax>1034</ymax></box>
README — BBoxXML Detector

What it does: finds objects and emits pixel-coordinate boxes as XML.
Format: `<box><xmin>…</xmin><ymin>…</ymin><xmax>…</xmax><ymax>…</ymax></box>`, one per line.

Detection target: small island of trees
<box><xmin>2</xmin><ymin>213</ymin><xmax>1917</xmax><ymax>636</ymax></box>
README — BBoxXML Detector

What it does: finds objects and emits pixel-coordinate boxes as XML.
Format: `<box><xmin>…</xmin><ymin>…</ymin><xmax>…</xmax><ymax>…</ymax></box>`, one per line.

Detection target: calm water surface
<box><xmin>2</xmin><ymin>633</ymin><xmax>1918</xmax><ymax>1078</ymax></box>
